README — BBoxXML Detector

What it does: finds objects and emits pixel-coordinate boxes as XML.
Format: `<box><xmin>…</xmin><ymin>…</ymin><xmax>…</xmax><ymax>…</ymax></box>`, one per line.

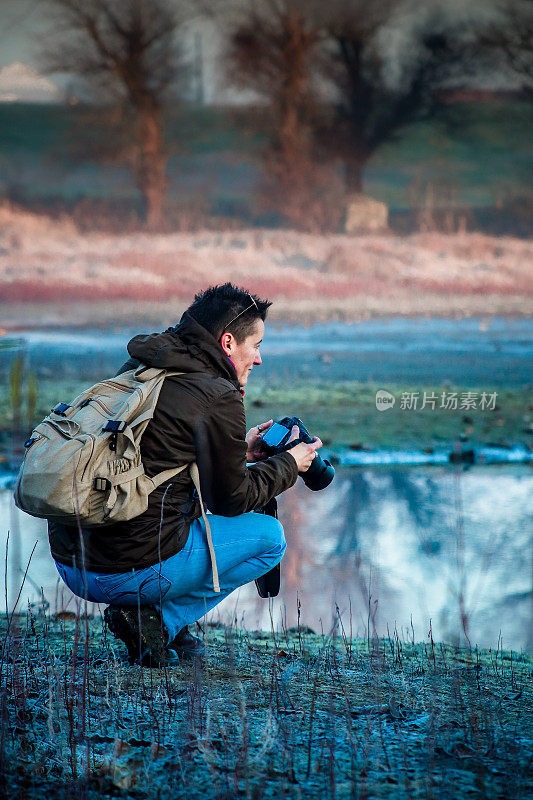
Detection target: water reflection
<box><xmin>1</xmin><ymin>465</ymin><xmax>531</xmax><ymax>652</ymax></box>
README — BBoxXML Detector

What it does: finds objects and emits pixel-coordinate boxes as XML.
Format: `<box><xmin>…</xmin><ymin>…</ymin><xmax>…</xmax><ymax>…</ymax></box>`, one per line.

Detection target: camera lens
<box><xmin>301</xmin><ymin>455</ymin><xmax>335</xmax><ymax>491</ymax></box>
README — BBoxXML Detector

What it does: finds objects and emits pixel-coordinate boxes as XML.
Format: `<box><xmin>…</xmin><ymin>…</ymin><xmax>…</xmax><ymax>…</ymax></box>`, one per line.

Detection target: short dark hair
<box><xmin>186</xmin><ymin>283</ymin><xmax>271</xmax><ymax>343</ymax></box>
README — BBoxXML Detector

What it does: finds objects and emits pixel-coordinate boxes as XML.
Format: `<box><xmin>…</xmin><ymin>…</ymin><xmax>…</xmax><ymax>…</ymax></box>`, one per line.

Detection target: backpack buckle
<box><xmin>102</xmin><ymin>420</ymin><xmax>127</xmax><ymax>433</ymax></box>
<box><xmin>94</xmin><ymin>477</ymin><xmax>111</xmax><ymax>492</ymax></box>
<box><xmin>52</xmin><ymin>403</ymin><xmax>71</xmax><ymax>416</ymax></box>
<box><xmin>103</xmin><ymin>420</ymin><xmax>127</xmax><ymax>451</ymax></box>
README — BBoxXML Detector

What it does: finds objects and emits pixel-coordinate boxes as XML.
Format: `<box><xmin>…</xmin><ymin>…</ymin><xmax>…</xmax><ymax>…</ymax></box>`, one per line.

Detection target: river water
<box><xmin>2</xmin><ymin>464</ymin><xmax>531</xmax><ymax>652</ymax></box>
<box><xmin>2</xmin><ymin>315</ymin><xmax>533</xmax><ymax>385</ymax></box>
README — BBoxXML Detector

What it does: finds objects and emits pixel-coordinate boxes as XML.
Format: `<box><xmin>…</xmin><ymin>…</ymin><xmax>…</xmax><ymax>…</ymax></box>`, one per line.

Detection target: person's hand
<box><xmin>286</xmin><ymin>425</ymin><xmax>323</xmax><ymax>473</ymax></box>
<box><xmin>245</xmin><ymin>419</ymin><xmax>274</xmax><ymax>462</ymax></box>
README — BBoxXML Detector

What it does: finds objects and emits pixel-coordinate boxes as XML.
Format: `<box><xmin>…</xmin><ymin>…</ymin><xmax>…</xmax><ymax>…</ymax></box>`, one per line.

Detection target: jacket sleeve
<box><xmin>193</xmin><ymin>389</ymin><xmax>299</xmax><ymax>515</ymax></box>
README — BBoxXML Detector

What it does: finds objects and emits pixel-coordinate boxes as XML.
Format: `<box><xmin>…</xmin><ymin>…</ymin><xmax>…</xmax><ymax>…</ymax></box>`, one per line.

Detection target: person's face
<box><xmin>220</xmin><ymin>318</ymin><xmax>264</xmax><ymax>387</ymax></box>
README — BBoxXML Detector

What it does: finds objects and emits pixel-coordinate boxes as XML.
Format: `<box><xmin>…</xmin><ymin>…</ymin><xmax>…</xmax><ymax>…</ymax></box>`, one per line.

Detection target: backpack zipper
<box><xmin>77</xmin><ymin>397</ymin><xmax>114</xmax><ymax>417</ymax></box>
<box><xmin>103</xmin><ymin>380</ymin><xmax>131</xmax><ymax>392</ymax></box>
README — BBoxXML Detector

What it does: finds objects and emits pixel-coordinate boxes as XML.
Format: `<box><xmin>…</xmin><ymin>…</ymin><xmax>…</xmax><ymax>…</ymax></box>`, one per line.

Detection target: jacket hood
<box><xmin>127</xmin><ymin>311</ymin><xmax>239</xmax><ymax>387</ymax></box>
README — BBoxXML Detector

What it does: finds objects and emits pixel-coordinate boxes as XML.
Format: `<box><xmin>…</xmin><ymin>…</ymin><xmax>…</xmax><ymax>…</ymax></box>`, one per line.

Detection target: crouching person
<box><xmin>48</xmin><ymin>284</ymin><xmax>322</xmax><ymax>666</ymax></box>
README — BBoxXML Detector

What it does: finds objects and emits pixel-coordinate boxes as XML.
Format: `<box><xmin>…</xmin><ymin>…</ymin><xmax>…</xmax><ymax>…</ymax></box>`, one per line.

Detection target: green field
<box><xmin>1</xmin><ymin>376</ymin><xmax>530</xmax><ymax>459</ymax></box>
<box><xmin>245</xmin><ymin>381</ymin><xmax>531</xmax><ymax>451</ymax></box>
<box><xmin>0</xmin><ymin>101</ymin><xmax>531</xmax><ymax>225</ymax></box>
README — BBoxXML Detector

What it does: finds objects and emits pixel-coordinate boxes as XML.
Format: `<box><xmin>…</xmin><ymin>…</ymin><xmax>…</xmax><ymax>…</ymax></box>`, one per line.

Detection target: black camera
<box><xmin>260</xmin><ymin>416</ymin><xmax>335</xmax><ymax>491</ymax></box>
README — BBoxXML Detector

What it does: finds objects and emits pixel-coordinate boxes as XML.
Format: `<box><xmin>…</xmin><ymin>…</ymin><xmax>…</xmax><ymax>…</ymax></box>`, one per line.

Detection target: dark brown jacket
<box><xmin>48</xmin><ymin>312</ymin><xmax>298</xmax><ymax>572</ymax></box>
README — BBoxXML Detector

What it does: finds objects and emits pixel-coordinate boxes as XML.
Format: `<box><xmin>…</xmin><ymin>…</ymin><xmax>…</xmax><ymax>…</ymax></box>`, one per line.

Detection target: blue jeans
<box><xmin>55</xmin><ymin>512</ymin><xmax>286</xmax><ymax>642</ymax></box>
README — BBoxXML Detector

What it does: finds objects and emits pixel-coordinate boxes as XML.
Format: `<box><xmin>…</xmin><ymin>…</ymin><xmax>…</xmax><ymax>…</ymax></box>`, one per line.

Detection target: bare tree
<box><xmin>40</xmin><ymin>0</ymin><xmax>188</xmax><ymax>228</ymax></box>
<box><xmin>229</xmin><ymin>0</ymin><xmax>320</xmax><ymax>159</ymax></box>
<box><xmin>224</xmin><ymin>0</ymin><xmax>343</xmax><ymax>231</ymax></box>
<box><xmin>476</xmin><ymin>0</ymin><xmax>533</xmax><ymax>95</ymax></box>
<box><xmin>222</xmin><ymin>0</ymin><xmax>477</xmax><ymax>227</ymax></box>
<box><xmin>320</xmin><ymin>0</ymin><xmax>472</xmax><ymax>194</ymax></box>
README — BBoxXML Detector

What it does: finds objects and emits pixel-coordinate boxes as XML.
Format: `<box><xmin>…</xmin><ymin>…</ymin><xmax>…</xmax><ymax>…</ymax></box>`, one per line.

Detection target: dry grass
<box><xmin>0</xmin><ymin>204</ymin><xmax>531</xmax><ymax>323</ymax></box>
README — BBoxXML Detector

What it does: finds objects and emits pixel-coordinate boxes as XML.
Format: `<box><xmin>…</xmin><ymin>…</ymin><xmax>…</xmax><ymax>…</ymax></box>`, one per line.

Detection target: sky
<box><xmin>0</xmin><ymin>0</ymin><xmax>525</xmax><ymax>97</ymax></box>
<box><xmin>0</xmin><ymin>1</ymin><xmax>46</xmax><ymax>69</ymax></box>
<box><xmin>0</xmin><ymin>0</ymin><xmax>229</xmax><ymax>100</ymax></box>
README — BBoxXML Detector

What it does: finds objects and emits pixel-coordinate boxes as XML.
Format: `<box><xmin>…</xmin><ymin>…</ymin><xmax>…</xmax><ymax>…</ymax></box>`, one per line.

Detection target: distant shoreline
<box><xmin>2</xmin><ymin>295</ymin><xmax>532</xmax><ymax>332</ymax></box>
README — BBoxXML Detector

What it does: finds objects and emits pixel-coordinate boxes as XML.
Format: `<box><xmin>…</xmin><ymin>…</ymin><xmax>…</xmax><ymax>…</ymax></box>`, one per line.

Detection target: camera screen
<box><xmin>261</xmin><ymin>422</ymin><xmax>291</xmax><ymax>449</ymax></box>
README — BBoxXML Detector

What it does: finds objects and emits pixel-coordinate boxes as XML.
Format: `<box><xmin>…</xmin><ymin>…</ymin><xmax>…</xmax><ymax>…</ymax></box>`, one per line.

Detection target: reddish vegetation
<box><xmin>0</xmin><ymin>206</ymin><xmax>531</xmax><ymax>318</ymax></box>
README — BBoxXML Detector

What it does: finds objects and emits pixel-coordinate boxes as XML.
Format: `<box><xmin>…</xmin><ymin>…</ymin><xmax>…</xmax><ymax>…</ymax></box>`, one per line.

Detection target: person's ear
<box><xmin>220</xmin><ymin>332</ymin><xmax>234</xmax><ymax>354</ymax></box>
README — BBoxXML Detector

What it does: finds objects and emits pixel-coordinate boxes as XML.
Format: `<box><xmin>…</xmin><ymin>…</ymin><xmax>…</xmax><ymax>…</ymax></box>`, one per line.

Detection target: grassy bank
<box><xmin>0</xmin><ymin>101</ymin><xmax>531</xmax><ymax>232</ymax></box>
<box><xmin>0</xmin><ymin>378</ymin><xmax>530</xmax><ymax>461</ymax></box>
<box><xmin>0</xmin><ymin>611</ymin><xmax>531</xmax><ymax>799</ymax></box>
<box><xmin>245</xmin><ymin>382</ymin><xmax>532</xmax><ymax>451</ymax></box>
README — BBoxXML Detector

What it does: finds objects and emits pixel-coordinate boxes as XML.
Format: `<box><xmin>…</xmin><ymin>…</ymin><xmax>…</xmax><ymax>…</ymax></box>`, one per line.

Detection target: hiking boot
<box><xmin>167</xmin><ymin>625</ymin><xmax>205</xmax><ymax>659</ymax></box>
<box><xmin>104</xmin><ymin>605</ymin><xmax>173</xmax><ymax>667</ymax></box>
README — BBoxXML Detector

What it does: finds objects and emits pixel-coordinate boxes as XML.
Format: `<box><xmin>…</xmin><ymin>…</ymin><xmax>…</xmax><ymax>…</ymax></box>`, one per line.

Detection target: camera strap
<box><xmin>255</xmin><ymin>498</ymin><xmax>281</xmax><ymax>598</ymax></box>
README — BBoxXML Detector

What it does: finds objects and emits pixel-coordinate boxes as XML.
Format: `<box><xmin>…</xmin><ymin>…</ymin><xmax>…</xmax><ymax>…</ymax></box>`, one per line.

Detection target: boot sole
<box><xmin>104</xmin><ymin>606</ymin><xmax>168</xmax><ymax>667</ymax></box>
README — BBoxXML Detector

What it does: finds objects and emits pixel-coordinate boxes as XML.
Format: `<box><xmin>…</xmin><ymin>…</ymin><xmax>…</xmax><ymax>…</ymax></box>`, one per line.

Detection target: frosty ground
<box><xmin>1</xmin><ymin>611</ymin><xmax>531</xmax><ymax>799</ymax></box>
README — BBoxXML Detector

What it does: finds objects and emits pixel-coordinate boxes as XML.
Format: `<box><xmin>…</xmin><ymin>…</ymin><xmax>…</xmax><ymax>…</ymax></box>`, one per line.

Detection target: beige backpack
<box><xmin>14</xmin><ymin>366</ymin><xmax>220</xmax><ymax>592</ymax></box>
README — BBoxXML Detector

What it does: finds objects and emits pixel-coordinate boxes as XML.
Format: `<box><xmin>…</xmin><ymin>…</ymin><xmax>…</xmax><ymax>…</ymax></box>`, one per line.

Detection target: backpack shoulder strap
<box><xmin>133</xmin><ymin>365</ymin><xmax>186</xmax><ymax>382</ymax></box>
<box><xmin>150</xmin><ymin>461</ymin><xmax>220</xmax><ymax>595</ymax></box>
<box><xmin>190</xmin><ymin>462</ymin><xmax>220</xmax><ymax>594</ymax></box>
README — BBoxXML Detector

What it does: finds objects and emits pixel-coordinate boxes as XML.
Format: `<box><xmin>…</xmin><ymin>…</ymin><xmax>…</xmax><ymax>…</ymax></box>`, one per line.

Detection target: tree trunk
<box><xmin>137</xmin><ymin>102</ymin><xmax>166</xmax><ymax>229</ymax></box>
<box><xmin>276</xmin><ymin>10</ymin><xmax>312</xmax><ymax>182</ymax></box>
<box><xmin>344</xmin><ymin>159</ymin><xmax>363</xmax><ymax>194</ymax></box>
